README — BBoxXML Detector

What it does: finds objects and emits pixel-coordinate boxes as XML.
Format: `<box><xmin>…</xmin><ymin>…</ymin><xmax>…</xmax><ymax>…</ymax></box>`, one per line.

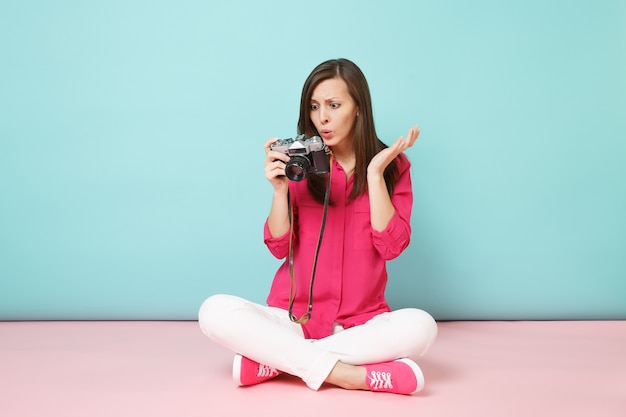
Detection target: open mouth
<box><xmin>319</xmin><ymin>130</ymin><xmax>332</xmax><ymax>139</ymax></box>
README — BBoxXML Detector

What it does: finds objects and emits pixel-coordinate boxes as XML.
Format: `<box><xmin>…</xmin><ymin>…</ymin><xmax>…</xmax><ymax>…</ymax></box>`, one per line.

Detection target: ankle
<box><xmin>325</xmin><ymin>362</ymin><xmax>367</xmax><ymax>390</ymax></box>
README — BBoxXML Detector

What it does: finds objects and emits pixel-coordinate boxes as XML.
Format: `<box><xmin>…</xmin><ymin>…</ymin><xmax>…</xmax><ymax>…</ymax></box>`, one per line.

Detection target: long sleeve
<box><xmin>371</xmin><ymin>155</ymin><xmax>413</xmax><ymax>260</ymax></box>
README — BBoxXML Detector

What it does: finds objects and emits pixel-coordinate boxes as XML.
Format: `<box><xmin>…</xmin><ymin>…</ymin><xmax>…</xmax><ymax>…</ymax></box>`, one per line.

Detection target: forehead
<box><xmin>311</xmin><ymin>77</ymin><xmax>350</xmax><ymax>100</ymax></box>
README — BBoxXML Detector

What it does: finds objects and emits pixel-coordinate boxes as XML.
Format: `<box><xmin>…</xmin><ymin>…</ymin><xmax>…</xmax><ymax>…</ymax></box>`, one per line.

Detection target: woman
<box><xmin>199</xmin><ymin>58</ymin><xmax>437</xmax><ymax>395</ymax></box>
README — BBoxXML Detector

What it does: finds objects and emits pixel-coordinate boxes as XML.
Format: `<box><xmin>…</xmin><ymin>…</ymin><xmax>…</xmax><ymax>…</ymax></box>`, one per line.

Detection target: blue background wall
<box><xmin>1</xmin><ymin>0</ymin><xmax>625</xmax><ymax>320</ymax></box>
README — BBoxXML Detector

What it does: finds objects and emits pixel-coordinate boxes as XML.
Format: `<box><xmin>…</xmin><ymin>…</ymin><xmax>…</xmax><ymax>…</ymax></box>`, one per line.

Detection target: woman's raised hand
<box><xmin>367</xmin><ymin>125</ymin><xmax>420</xmax><ymax>177</ymax></box>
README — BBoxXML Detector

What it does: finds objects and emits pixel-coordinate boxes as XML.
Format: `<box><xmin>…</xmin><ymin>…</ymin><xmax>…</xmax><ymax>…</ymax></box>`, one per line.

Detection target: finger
<box><xmin>265</xmin><ymin>159</ymin><xmax>286</xmax><ymax>174</ymax></box>
<box><xmin>396</xmin><ymin>136</ymin><xmax>410</xmax><ymax>151</ymax></box>
<box><xmin>266</xmin><ymin>150</ymin><xmax>290</xmax><ymax>164</ymax></box>
<box><xmin>402</xmin><ymin>127</ymin><xmax>413</xmax><ymax>140</ymax></box>
<box><xmin>405</xmin><ymin>133</ymin><xmax>416</xmax><ymax>148</ymax></box>
<box><xmin>410</xmin><ymin>125</ymin><xmax>420</xmax><ymax>143</ymax></box>
<box><xmin>264</xmin><ymin>137</ymin><xmax>279</xmax><ymax>154</ymax></box>
<box><xmin>391</xmin><ymin>135</ymin><xmax>412</xmax><ymax>156</ymax></box>
<box><xmin>403</xmin><ymin>126</ymin><xmax>419</xmax><ymax>148</ymax></box>
<box><xmin>266</xmin><ymin>163</ymin><xmax>286</xmax><ymax>179</ymax></box>
<box><xmin>269</xmin><ymin>168</ymin><xmax>287</xmax><ymax>181</ymax></box>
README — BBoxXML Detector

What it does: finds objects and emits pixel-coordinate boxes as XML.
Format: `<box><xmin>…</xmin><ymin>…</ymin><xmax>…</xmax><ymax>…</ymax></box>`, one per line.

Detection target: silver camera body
<box><xmin>270</xmin><ymin>135</ymin><xmax>330</xmax><ymax>181</ymax></box>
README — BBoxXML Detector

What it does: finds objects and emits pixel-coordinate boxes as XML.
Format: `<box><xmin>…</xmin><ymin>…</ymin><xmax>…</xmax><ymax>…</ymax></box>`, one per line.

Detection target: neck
<box><xmin>331</xmin><ymin>150</ymin><xmax>356</xmax><ymax>177</ymax></box>
<box><xmin>329</xmin><ymin>144</ymin><xmax>354</xmax><ymax>163</ymax></box>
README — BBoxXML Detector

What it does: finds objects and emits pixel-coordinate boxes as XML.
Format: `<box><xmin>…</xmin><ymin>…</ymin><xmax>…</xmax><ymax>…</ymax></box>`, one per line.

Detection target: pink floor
<box><xmin>1</xmin><ymin>320</ymin><xmax>624</xmax><ymax>417</ymax></box>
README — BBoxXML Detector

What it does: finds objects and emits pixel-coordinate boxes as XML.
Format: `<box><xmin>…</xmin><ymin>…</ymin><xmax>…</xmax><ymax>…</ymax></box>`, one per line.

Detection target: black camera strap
<box><xmin>287</xmin><ymin>159</ymin><xmax>332</xmax><ymax>324</ymax></box>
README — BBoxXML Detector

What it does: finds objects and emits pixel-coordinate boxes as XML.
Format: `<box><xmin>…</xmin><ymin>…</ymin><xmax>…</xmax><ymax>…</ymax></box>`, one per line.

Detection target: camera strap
<box><xmin>287</xmin><ymin>157</ymin><xmax>333</xmax><ymax>324</ymax></box>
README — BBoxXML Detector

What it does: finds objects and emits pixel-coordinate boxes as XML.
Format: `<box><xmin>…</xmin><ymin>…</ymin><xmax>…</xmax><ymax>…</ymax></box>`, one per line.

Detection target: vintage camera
<box><xmin>270</xmin><ymin>135</ymin><xmax>330</xmax><ymax>181</ymax></box>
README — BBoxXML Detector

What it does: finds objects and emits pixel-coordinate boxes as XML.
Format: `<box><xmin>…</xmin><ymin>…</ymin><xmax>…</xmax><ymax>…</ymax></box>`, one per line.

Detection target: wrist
<box><xmin>367</xmin><ymin>170</ymin><xmax>385</xmax><ymax>183</ymax></box>
<box><xmin>273</xmin><ymin>186</ymin><xmax>289</xmax><ymax>198</ymax></box>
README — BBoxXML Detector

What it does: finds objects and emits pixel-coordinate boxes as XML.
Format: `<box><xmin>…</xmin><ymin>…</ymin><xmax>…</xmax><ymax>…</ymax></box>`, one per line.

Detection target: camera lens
<box><xmin>285</xmin><ymin>156</ymin><xmax>310</xmax><ymax>181</ymax></box>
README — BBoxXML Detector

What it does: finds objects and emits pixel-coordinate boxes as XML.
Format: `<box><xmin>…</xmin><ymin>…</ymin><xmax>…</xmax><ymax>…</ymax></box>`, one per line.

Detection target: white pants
<box><xmin>198</xmin><ymin>294</ymin><xmax>438</xmax><ymax>390</ymax></box>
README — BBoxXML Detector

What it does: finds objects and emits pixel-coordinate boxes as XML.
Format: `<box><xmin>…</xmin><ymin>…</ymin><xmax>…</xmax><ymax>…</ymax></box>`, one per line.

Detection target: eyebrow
<box><xmin>310</xmin><ymin>97</ymin><xmax>342</xmax><ymax>102</ymax></box>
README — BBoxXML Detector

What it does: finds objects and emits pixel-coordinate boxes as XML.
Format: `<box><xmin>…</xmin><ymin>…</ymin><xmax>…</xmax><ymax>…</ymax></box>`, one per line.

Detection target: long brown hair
<box><xmin>297</xmin><ymin>58</ymin><xmax>399</xmax><ymax>203</ymax></box>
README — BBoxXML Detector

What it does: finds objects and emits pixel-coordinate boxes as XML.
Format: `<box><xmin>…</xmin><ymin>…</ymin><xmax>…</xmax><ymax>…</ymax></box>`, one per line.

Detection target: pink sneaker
<box><xmin>364</xmin><ymin>358</ymin><xmax>425</xmax><ymax>395</ymax></box>
<box><xmin>232</xmin><ymin>354</ymin><xmax>280</xmax><ymax>386</ymax></box>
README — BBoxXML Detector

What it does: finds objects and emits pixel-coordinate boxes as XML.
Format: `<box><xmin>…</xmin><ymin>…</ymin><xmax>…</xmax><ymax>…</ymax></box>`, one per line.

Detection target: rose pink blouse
<box><xmin>263</xmin><ymin>154</ymin><xmax>413</xmax><ymax>339</ymax></box>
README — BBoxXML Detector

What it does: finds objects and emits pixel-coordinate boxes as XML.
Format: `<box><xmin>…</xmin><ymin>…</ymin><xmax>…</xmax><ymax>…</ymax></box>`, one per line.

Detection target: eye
<box><xmin>310</xmin><ymin>103</ymin><xmax>319</xmax><ymax>111</ymax></box>
<box><xmin>330</xmin><ymin>102</ymin><xmax>340</xmax><ymax>109</ymax></box>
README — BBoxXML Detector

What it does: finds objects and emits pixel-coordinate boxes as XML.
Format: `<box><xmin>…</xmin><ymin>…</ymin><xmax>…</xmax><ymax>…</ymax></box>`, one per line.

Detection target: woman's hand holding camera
<box><xmin>264</xmin><ymin>137</ymin><xmax>290</xmax><ymax>194</ymax></box>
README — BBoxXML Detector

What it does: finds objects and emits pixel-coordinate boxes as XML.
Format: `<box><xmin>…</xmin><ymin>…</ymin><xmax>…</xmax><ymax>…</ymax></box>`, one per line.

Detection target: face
<box><xmin>310</xmin><ymin>77</ymin><xmax>358</xmax><ymax>154</ymax></box>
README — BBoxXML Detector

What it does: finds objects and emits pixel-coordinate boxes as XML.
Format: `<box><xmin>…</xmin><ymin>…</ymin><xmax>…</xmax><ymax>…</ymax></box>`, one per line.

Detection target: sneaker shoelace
<box><xmin>257</xmin><ymin>364</ymin><xmax>278</xmax><ymax>378</ymax></box>
<box><xmin>368</xmin><ymin>370</ymin><xmax>394</xmax><ymax>391</ymax></box>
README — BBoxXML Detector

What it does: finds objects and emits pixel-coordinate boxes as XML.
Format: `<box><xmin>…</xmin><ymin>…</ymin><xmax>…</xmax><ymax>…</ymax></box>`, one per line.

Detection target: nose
<box><xmin>318</xmin><ymin>107</ymin><xmax>329</xmax><ymax>125</ymax></box>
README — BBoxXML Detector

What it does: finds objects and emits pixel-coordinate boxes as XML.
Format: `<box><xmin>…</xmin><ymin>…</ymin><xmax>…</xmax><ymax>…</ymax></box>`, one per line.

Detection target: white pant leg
<box><xmin>313</xmin><ymin>308</ymin><xmax>438</xmax><ymax>365</ymax></box>
<box><xmin>198</xmin><ymin>294</ymin><xmax>338</xmax><ymax>390</ymax></box>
